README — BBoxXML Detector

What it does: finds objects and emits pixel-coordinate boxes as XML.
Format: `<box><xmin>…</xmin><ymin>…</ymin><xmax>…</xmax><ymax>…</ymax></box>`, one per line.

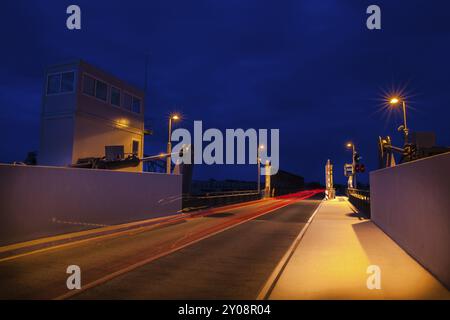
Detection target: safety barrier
<box><xmin>347</xmin><ymin>188</ymin><xmax>371</xmax><ymax>217</ymax></box>
<box><xmin>183</xmin><ymin>190</ymin><xmax>261</xmax><ymax>211</ymax></box>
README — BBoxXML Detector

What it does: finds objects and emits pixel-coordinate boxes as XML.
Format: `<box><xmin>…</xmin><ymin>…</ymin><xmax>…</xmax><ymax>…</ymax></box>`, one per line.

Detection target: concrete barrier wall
<box><xmin>0</xmin><ymin>164</ymin><xmax>182</xmax><ymax>245</ymax></box>
<box><xmin>370</xmin><ymin>152</ymin><xmax>450</xmax><ymax>288</ymax></box>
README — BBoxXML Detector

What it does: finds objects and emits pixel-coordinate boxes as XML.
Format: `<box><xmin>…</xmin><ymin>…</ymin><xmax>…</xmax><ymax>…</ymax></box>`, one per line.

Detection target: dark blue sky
<box><xmin>1</xmin><ymin>1</ymin><xmax>449</xmax><ymax>184</ymax></box>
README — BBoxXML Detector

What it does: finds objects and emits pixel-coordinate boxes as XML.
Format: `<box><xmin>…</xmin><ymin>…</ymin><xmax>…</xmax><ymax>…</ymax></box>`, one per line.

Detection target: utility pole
<box><xmin>389</xmin><ymin>97</ymin><xmax>409</xmax><ymax>145</ymax></box>
<box><xmin>345</xmin><ymin>142</ymin><xmax>357</xmax><ymax>189</ymax></box>
<box><xmin>257</xmin><ymin>144</ymin><xmax>264</xmax><ymax>195</ymax></box>
<box><xmin>325</xmin><ymin>159</ymin><xmax>335</xmax><ymax>200</ymax></box>
<box><xmin>352</xmin><ymin>143</ymin><xmax>357</xmax><ymax>189</ymax></box>
<box><xmin>167</xmin><ymin>114</ymin><xmax>180</xmax><ymax>174</ymax></box>
<box><xmin>144</xmin><ymin>53</ymin><xmax>149</xmax><ymax>93</ymax></box>
<box><xmin>264</xmin><ymin>160</ymin><xmax>271</xmax><ymax>198</ymax></box>
<box><xmin>167</xmin><ymin>117</ymin><xmax>173</xmax><ymax>174</ymax></box>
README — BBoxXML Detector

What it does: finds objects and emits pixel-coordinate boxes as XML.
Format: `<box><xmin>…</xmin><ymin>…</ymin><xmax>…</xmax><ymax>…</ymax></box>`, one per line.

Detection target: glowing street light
<box><xmin>389</xmin><ymin>97</ymin><xmax>399</xmax><ymax>104</ymax></box>
<box><xmin>389</xmin><ymin>97</ymin><xmax>409</xmax><ymax>143</ymax></box>
<box><xmin>167</xmin><ymin>113</ymin><xmax>181</xmax><ymax>174</ymax></box>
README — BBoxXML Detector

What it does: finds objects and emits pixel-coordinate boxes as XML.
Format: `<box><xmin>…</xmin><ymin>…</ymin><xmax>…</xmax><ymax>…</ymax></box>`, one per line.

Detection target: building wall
<box><xmin>74</xmin><ymin>61</ymin><xmax>145</xmax><ymax>172</ymax></box>
<box><xmin>271</xmin><ymin>170</ymin><xmax>305</xmax><ymax>196</ymax></box>
<box><xmin>72</xmin><ymin>113</ymin><xmax>143</xmax><ymax>172</ymax></box>
<box><xmin>0</xmin><ymin>164</ymin><xmax>182</xmax><ymax>245</ymax></box>
<box><xmin>39</xmin><ymin>60</ymin><xmax>145</xmax><ymax>172</ymax></box>
<box><xmin>39</xmin><ymin>115</ymin><xmax>75</xmax><ymax>166</ymax></box>
<box><xmin>76</xmin><ymin>61</ymin><xmax>145</xmax><ymax>132</ymax></box>
<box><xmin>39</xmin><ymin>61</ymin><xmax>79</xmax><ymax>166</ymax></box>
<box><xmin>190</xmin><ymin>180</ymin><xmax>257</xmax><ymax>195</ymax></box>
<box><xmin>370</xmin><ymin>152</ymin><xmax>450</xmax><ymax>288</ymax></box>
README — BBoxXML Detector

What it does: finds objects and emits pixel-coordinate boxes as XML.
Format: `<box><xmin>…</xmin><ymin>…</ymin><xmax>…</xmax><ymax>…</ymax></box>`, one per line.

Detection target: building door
<box><xmin>132</xmin><ymin>139</ymin><xmax>140</xmax><ymax>157</ymax></box>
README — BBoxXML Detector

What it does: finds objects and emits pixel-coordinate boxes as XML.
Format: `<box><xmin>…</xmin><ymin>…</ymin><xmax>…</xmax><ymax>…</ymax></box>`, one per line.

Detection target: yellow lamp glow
<box><xmin>390</xmin><ymin>97</ymin><xmax>400</xmax><ymax>105</ymax></box>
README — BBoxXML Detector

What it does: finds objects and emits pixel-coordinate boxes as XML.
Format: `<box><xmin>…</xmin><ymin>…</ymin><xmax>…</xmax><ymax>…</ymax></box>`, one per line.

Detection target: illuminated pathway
<box><xmin>266</xmin><ymin>197</ymin><xmax>450</xmax><ymax>300</ymax></box>
<box><xmin>0</xmin><ymin>191</ymin><xmax>323</xmax><ymax>299</ymax></box>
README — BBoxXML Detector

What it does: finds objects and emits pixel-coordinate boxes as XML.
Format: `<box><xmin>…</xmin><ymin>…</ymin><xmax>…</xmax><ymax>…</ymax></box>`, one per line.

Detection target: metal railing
<box><xmin>183</xmin><ymin>190</ymin><xmax>262</xmax><ymax>211</ymax></box>
<box><xmin>347</xmin><ymin>188</ymin><xmax>371</xmax><ymax>217</ymax></box>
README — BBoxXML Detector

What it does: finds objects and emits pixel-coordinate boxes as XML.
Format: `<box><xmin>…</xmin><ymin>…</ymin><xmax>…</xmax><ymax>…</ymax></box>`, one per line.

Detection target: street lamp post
<box><xmin>346</xmin><ymin>142</ymin><xmax>357</xmax><ymax>189</ymax></box>
<box><xmin>257</xmin><ymin>145</ymin><xmax>264</xmax><ymax>194</ymax></box>
<box><xmin>389</xmin><ymin>97</ymin><xmax>409</xmax><ymax>144</ymax></box>
<box><xmin>167</xmin><ymin>114</ymin><xmax>180</xmax><ymax>174</ymax></box>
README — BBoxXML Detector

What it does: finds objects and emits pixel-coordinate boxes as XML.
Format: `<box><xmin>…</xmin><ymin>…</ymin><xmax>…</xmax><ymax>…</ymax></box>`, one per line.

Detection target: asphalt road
<box><xmin>0</xmin><ymin>193</ymin><xmax>322</xmax><ymax>299</ymax></box>
<box><xmin>76</xmin><ymin>196</ymin><xmax>322</xmax><ymax>299</ymax></box>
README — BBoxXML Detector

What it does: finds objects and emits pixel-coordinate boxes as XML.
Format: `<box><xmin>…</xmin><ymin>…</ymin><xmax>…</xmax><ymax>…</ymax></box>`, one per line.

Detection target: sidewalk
<box><xmin>267</xmin><ymin>197</ymin><xmax>450</xmax><ymax>299</ymax></box>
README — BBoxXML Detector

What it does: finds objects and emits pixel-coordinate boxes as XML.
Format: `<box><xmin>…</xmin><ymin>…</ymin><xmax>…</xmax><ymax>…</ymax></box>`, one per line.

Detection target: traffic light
<box><xmin>355</xmin><ymin>163</ymin><xmax>365</xmax><ymax>173</ymax></box>
<box><xmin>353</xmin><ymin>152</ymin><xmax>361</xmax><ymax>163</ymax></box>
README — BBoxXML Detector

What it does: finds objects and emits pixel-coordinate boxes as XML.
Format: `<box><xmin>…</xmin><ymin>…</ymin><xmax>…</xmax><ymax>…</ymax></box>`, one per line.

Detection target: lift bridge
<box><xmin>69</xmin><ymin>146</ymin><xmax>262</xmax><ymax>211</ymax></box>
<box><xmin>378</xmin><ymin>132</ymin><xmax>450</xmax><ymax>169</ymax></box>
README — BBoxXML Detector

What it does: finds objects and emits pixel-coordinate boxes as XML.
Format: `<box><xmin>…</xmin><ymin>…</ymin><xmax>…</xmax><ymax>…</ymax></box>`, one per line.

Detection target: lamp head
<box><xmin>389</xmin><ymin>97</ymin><xmax>400</xmax><ymax>105</ymax></box>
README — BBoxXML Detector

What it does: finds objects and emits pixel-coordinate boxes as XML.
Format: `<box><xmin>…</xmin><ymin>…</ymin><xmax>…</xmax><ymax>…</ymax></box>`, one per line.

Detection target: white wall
<box><xmin>39</xmin><ymin>116</ymin><xmax>75</xmax><ymax>166</ymax></box>
<box><xmin>0</xmin><ymin>164</ymin><xmax>182</xmax><ymax>245</ymax></box>
<box><xmin>370</xmin><ymin>152</ymin><xmax>450</xmax><ymax>288</ymax></box>
<box><xmin>39</xmin><ymin>61</ymin><xmax>79</xmax><ymax>167</ymax></box>
<box><xmin>39</xmin><ymin>60</ymin><xmax>145</xmax><ymax>172</ymax></box>
<box><xmin>72</xmin><ymin>114</ymin><xmax>143</xmax><ymax>172</ymax></box>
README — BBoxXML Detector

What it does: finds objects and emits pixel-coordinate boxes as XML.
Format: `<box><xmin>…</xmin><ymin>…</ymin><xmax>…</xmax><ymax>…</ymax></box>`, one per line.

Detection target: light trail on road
<box><xmin>0</xmin><ymin>190</ymin><xmax>323</xmax><ymax>299</ymax></box>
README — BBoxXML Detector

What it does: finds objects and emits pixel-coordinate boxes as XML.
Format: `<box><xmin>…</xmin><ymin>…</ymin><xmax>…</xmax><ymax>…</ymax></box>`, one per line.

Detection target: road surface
<box><xmin>0</xmin><ymin>192</ymin><xmax>322</xmax><ymax>299</ymax></box>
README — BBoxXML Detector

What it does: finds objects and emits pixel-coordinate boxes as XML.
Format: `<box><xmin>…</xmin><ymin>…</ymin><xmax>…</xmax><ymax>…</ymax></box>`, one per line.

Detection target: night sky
<box><xmin>1</xmin><ymin>1</ymin><xmax>449</xmax><ymax>184</ymax></box>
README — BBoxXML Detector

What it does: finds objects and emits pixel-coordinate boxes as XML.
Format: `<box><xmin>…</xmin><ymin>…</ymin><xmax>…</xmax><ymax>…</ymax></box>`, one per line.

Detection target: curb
<box><xmin>256</xmin><ymin>199</ymin><xmax>324</xmax><ymax>300</ymax></box>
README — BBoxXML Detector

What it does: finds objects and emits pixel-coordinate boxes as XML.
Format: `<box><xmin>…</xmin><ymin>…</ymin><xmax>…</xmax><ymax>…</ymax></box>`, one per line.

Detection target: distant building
<box><xmin>190</xmin><ymin>179</ymin><xmax>257</xmax><ymax>195</ymax></box>
<box><xmin>39</xmin><ymin>60</ymin><xmax>145</xmax><ymax>172</ymax></box>
<box><xmin>190</xmin><ymin>170</ymin><xmax>305</xmax><ymax>196</ymax></box>
<box><xmin>270</xmin><ymin>170</ymin><xmax>304</xmax><ymax>196</ymax></box>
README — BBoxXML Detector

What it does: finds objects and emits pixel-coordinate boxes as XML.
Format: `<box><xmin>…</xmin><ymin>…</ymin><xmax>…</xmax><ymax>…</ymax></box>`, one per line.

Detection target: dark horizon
<box><xmin>1</xmin><ymin>1</ymin><xmax>450</xmax><ymax>184</ymax></box>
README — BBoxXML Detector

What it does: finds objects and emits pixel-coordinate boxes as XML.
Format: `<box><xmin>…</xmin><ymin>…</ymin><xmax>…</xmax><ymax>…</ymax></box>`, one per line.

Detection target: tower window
<box><xmin>47</xmin><ymin>74</ymin><xmax>61</xmax><ymax>94</ymax></box>
<box><xmin>95</xmin><ymin>80</ymin><xmax>108</xmax><ymax>101</ymax></box>
<box><xmin>132</xmin><ymin>140</ymin><xmax>139</xmax><ymax>156</ymax></box>
<box><xmin>61</xmin><ymin>72</ymin><xmax>75</xmax><ymax>92</ymax></box>
<box><xmin>82</xmin><ymin>74</ymin><xmax>95</xmax><ymax>96</ymax></box>
<box><xmin>111</xmin><ymin>87</ymin><xmax>121</xmax><ymax>106</ymax></box>
<box><xmin>47</xmin><ymin>71</ymin><xmax>74</xmax><ymax>95</ymax></box>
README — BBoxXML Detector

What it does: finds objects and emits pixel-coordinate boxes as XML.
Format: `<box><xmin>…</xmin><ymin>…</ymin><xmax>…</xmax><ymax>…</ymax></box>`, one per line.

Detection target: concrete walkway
<box><xmin>268</xmin><ymin>197</ymin><xmax>450</xmax><ymax>300</ymax></box>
